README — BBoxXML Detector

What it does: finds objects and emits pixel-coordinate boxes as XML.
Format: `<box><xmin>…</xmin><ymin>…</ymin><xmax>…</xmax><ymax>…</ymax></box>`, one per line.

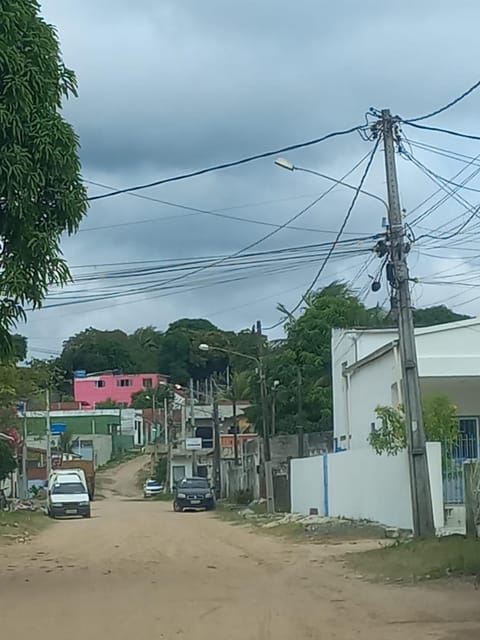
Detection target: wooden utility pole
<box><xmin>381</xmin><ymin>109</ymin><xmax>435</xmax><ymax>537</ymax></box>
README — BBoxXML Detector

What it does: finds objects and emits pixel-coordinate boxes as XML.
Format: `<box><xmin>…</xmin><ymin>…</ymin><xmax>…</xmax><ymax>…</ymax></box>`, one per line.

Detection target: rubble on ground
<box><xmin>231</xmin><ymin>503</ymin><xmax>407</xmax><ymax>538</ymax></box>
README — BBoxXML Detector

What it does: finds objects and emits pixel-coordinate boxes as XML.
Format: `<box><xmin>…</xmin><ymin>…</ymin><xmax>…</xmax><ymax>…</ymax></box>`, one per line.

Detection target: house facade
<box><xmin>73</xmin><ymin>371</ymin><xmax>168</xmax><ymax>409</ymax></box>
<box><xmin>332</xmin><ymin>317</ymin><xmax>480</xmax><ymax>454</ymax></box>
<box><xmin>331</xmin><ymin>317</ymin><xmax>480</xmax><ymax>528</ymax></box>
<box><xmin>26</xmin><ymin>408</ymin><xmax>145</xmax><ymax>448</ymax></box>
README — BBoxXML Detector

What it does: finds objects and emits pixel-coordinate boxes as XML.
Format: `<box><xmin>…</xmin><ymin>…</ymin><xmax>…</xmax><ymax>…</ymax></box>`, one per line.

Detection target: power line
<box><xmin>264</xmin><ymin>137</ymin><xmax>381</xmax><ymax>331</ymax></box>
<box><xmin>124</xmin><ymin>151</ymin><xmax>374</xmax><ymax>297</ymax></box>
<box><xmin>401</xmin><ymin>121</ymin><xmax>480</xmax><ymax>142</ymax></box>
<box><xmin>404</xmin><ymin>79</ymin><xmax>480</xmax><ymax>123</ymax></box>
<box><xmin>86</xmin><ymin>124</ymin><xmax>366</xmax><ymax>201</ymax></box>
<box><xmin>83</xmin><ymin>179</ymin><xmax>343</xmax><ymax>235</ymax></box>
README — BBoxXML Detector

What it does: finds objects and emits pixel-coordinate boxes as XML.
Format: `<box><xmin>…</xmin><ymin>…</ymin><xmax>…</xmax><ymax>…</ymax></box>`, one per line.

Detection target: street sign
<box><xmin>50</xmin><ymin>423</ymin><xmax>67</xmax><ymax>434</ymax></box>
<box><xmin>186</xmin><ymin>437</ymin><xmax>202</xmax><ymax>450</ymax></box>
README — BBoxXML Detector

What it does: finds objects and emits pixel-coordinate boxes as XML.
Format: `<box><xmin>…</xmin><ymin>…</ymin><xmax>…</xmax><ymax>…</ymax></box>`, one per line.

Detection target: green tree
<box><xmin>368</xmin><ymin>393</ymin><xmax>459</xmax><ymax>455</ymax></box>
<box><xmin>129</xmin><ymin>326</ymin><xmax>163</xmax><ymax>373</ymax></box>
<box><xmin>58</xmin><ymin>328</ymin><xmax>136</xmax><ymax>375</ymax></box>
<box><xmin>58</xmin><ymin>428</ymin><xmax>73</xmax><ymax>454</ymax></box>
<box><xmin>158</xmin><ymin>318</ymin><xmax>230</xmax><ymax>385</ymax></box>
<box><xmin>95</xmin><ymin>398</ymin><xmax>123</xmax><ymax>409</ymax></box>
<box><xmin>413</xmin><ymin>305</ymin><xmax>470</xmax><ymax>327</ymax></box>
<box><xmin>131</xmin><ymin>385</ymin><xmax>168</xmax><ymax>410</ymax></box>
<box><xmin>266</xmin><ymin>282</ymin><xmax>381</xmax><ymax>433</ymax></box>
<box><xmin>0</xmin><ymin>0</ymin><xmax>87</xmax><ymax>355</ymax></box>
<box><xmin>0</xmin><ymin>439</ymin><xmax>16</xmax><ymax>482</ymax></box>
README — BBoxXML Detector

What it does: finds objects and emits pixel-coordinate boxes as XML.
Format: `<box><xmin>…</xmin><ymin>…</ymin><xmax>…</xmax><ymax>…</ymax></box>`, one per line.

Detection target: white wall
<box><xmin>291</xmin><ymin>456</ymin><xmax>325</xmax><ymax>515</ymax></box>
<box><xmin>426</xmin><ymin>442</ymin><xmax>444</xmax><ymax>529</ymax></box>
<box><xmin>290</xmin><ymin>443</ymin><xmax>444</xmax><ymax>531</ymax></box>
<box><xmin>328</xmin><ymin>447</ymin><xmax>413</xmax><ymax>528</ymax></box>
<box><xmin>416</xmin><ymin>320</ymin><xmax>480</xmax><ymax>378</ymax></box>
<box><xmin>332</xmin><ymin>328</ymin><xmax>398</xmax><ymax>449</ymax></box>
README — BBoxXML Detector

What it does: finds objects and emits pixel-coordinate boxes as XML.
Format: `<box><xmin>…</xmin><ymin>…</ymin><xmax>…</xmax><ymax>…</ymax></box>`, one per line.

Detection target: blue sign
<box><xmin>51</xmin><ymin>423</ymin><xmax>67</xmax><ymax>434</ymax></box>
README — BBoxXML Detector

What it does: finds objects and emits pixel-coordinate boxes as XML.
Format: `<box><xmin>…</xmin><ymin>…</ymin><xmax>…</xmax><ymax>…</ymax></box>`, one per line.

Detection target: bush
<box><xmin>234</xmin><ymin>489</ymin><xmax>253</xmax><ymax>505</ymax></box>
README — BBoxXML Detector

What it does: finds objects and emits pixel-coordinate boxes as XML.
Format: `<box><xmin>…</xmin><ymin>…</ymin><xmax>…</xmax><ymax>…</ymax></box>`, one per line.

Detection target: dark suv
<box><xmin>173</xmin><ymin>477</ymin><xmax>215</xmax><ymax>512</ymax></box>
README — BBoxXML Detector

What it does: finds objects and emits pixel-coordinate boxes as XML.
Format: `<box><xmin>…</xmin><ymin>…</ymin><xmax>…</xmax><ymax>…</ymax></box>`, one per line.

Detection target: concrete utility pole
<box><xmin>189</xmin><ymin>378</ymin><xmax>197</xmax><ymax>476</ymax></box>
<box><xmin>296</xmin><ymin>366</ymin><xmax>305</xmax><ymax>458</ymax></box>
<box><xmin>256</xmin><ymin>320</ymin><xmax>275</xmax><ymax>514</ymax></box>
<box><xmin>45</xmin><ymin>388</ymin><xmax>52</xmax><ymax>479</ymax></box>
<box><xmin>381</xmin><ymin>109</ymin><xmax>435</xmax><ymax>537</ymax></box>
<box><xmin>212</xmin><ymin>380</ymin><xmax>221</xmax><ymax>498</ymax></box>
<box><xmin>231</xmin><ymin>382</ymin><xmax>239</xmax><ymax>466</ymax></box>
<box><xmin>21</xmin><ymin>402</ymin><xmax>27</xmax><ymax>499</ymax></box>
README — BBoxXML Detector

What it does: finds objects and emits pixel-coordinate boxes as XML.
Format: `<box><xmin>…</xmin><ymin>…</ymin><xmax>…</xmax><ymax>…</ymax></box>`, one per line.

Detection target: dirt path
<box><xmin>96</xmin><ymin>454</ymin><xmax>149</xmax><ymax>499</ymax></box>
<box><xmin>0</xmin><ymin>460</ymin><xmax>479</xmax><ymax>639</ymax></box>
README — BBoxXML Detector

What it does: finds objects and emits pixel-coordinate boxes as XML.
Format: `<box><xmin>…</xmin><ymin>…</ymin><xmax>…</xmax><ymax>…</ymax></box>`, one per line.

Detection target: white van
<box><xmin>48</xmin><ymin>468</ymin><xmax>87</xmax><ymax>494</ymax></box>
<box><xmin>47</xmin><ymin>473</ymin><xmax>91</xmax><ymax>519</ymax></box>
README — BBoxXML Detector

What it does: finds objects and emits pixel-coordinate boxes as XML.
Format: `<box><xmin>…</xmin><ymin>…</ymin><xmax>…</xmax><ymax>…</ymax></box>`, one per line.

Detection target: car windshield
<box><xmin>52</xmin><ymin>482</ymin><xmax>86</xmax><ymax>495</ymax></box>
<box><xmin>179</xmin><ymin>479</ymin><xmax>209</xmax><ymax>489</ymax></box>
<box><xmin>146</xmin><ymin>480</ymin><xmax>161</xmax><ymax>486</ymax></box>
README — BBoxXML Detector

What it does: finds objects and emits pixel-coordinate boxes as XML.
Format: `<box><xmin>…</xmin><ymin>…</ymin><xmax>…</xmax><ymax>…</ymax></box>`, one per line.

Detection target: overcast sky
<box><xmin>25</xmin><ymin>0</ymin><xmax>480</xmax><ymax>358</ymax></box>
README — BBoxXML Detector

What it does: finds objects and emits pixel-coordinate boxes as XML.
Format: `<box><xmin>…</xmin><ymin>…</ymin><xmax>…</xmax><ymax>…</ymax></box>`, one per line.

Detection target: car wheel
<box><xmin>173</xmin><ymin>501</ymin><xmax>182</xmax><ymax>512</ymax></box>
<box><xmin>84</xmin><ymin>510</ymin><xmax>91</xmax><ymax>519</ymax></box>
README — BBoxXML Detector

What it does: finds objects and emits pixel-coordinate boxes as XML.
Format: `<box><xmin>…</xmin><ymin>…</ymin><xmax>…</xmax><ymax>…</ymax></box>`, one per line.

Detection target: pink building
<box><xmin>73</xmin><ymin>372</ymin><xmax>168</xmax><ymax>409</ymax></box>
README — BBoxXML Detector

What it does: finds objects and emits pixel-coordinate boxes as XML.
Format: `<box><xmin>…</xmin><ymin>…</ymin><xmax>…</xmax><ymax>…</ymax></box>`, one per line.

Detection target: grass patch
<box><xmin>0</xmin><ymin>510</ymin><xmax>51</xmax><ymax>545</ymax></box>
<box><xmin>349</xmin><ymin>535</ymin><xmax>480</xmax><ymax>582</ymax></box>
<box><xmin>153</xmin><ymin>492</ymin><xmax>174</xmax><ymax>502</ymax></box>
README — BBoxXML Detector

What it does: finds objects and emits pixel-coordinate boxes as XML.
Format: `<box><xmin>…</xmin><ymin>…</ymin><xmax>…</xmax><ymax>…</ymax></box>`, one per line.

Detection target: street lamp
<box><xmin>198</xmin><ymin>343</ymin><xmax>274</xmax><ymax>513</ymax></box>
<box><xmin>274</xmin><ymin>157</ymin><xmax>388</xmax><ymax>211</ymax></box>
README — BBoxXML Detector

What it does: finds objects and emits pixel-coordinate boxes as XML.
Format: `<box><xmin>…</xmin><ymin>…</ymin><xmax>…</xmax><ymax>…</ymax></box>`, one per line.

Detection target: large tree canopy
<box><xmin>0</xmin><ymin>0</ymin><xmax>87</xmax><ymax>354</ymax></box>
<box><xmin>43</xmin><ymin>285</ymin><xmax>473</xmax><ymax>430</ymax></box>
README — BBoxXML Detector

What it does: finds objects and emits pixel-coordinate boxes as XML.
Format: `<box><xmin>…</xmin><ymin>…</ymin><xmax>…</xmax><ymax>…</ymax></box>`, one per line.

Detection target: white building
<box><xmin>332</xmin><ymin>317</ymin><xmax>480</xmax><ymax>455</ymax></box>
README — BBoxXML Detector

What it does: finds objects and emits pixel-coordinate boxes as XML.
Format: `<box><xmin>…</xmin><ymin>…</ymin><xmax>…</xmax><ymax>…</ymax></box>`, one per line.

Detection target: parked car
<box><xmin>143</xmin><ymin>479</ymin><xmax>163</xmax><ymax>498</ymax></box>
<box><xmin>173</xmin><ymin>477</ymin><xmax>215</xmax><ymax>512</ymax></box>
<box><xmin>47</xmin><ymin>474</ymin><xmax>91</xmax><ymax>519</ymax></box>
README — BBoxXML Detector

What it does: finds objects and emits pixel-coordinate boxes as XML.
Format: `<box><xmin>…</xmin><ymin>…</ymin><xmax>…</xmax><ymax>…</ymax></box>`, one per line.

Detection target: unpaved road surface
<box><xmin>1</xmin><ymin>458</ymin><xmax>479</xmax><ymax>640</ymax></box>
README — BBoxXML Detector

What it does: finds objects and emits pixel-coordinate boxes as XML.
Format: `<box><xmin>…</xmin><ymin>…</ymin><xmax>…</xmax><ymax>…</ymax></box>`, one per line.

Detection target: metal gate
<box><xmin>442</xmin><ymin>428</ymin><xmax>478</xmax><ymax>504</ymax></box>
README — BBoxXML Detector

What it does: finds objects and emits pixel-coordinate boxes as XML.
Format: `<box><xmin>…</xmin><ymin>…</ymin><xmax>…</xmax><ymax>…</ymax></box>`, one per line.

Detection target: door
<box><xmin>172</xmin><ymin>465</ymin><xmax>186</xmax><ymax>488</ymax></box>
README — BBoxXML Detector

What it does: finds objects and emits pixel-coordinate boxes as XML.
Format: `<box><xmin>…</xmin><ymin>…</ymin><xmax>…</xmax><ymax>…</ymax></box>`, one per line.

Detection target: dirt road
<box><xmin>1</xmin><ymin>458</ymin><xmax>479</xmax><ymax>640</ymax></box>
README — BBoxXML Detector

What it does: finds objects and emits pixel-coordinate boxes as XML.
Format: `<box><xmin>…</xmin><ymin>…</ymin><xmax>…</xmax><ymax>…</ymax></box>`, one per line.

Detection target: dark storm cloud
<box><xmin>25</xmin><ymin>0</ymin><xmax>480</xmax><ymax>356</ymax></box>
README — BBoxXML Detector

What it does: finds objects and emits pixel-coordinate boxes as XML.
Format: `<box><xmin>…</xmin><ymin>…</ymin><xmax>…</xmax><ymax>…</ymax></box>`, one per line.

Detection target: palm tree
<box><xmin>59</xmin><ymin>429</ymin><xmax>74</xmax><ymax>455</ymax></box>
<box><xmin>221</xmin><ymin>371</ymin><xmax>251</xmax><ymax>464</ymax></box>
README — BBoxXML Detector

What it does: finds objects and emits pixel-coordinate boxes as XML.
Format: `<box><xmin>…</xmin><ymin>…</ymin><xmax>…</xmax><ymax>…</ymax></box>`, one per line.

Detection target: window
<box><xmin>457</xmin><ymin>417</ymin><xmax>480</xmax><ymax>459</ymax></box>
<box><xmin>95</xmin><ymin>380</ymin><xmax>106</xmax><ymax>388</ymax></box>
<box><xmin>116</xmin><ymin>379</ymin><xmax>132</xmax><ymax>387</ymax></box>
<box><xmin>179</xmin><ymin>478</ymin><xmax>209</xmax><ymax>489</ymax></box>
<box><xmin>80</xmin><ymin>440</ymin><xmax>93</xmax><ymax>448</ymax></box>
<box><xmin>143</xmin><ymin>378</ymin><xmax>153</xmax><ymax>388</ymax></box>
<box><xmin>52</xmin><ymin>482</ymin><xmax>86</xmax><ymax>495</ymax></box>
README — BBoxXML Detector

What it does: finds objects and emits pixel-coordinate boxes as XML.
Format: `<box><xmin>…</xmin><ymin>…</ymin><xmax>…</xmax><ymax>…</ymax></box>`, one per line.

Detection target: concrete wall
<box><xmin>291</xmin><ymin>456</ymin><xmax>325</xmax><ymax>516</ymax></box>
<box><xmin>71</xmin><ymin>435</ymin><xmax>113</xmax><ymax>468</ymax></box>
<box><xmin>345</xmin><ymin>350</ymin><xmax>400</xmax><ymax>451</ymax></box>
<box><xmin>290</xmin><ymin>442</ymin><xmax>444</xmax><ymax>531</ymax></box>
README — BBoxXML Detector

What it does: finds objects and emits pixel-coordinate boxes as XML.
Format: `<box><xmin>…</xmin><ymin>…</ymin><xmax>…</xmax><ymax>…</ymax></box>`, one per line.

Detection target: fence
<box><xmin>291</xmin><ymin>442</ymin><xmax>444</xmax><ymax>531</ymax></box>
<box><xmin>442</xmin><ymin>433</ymin><xmax>478</xmax><ymax>505</ymax></box>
